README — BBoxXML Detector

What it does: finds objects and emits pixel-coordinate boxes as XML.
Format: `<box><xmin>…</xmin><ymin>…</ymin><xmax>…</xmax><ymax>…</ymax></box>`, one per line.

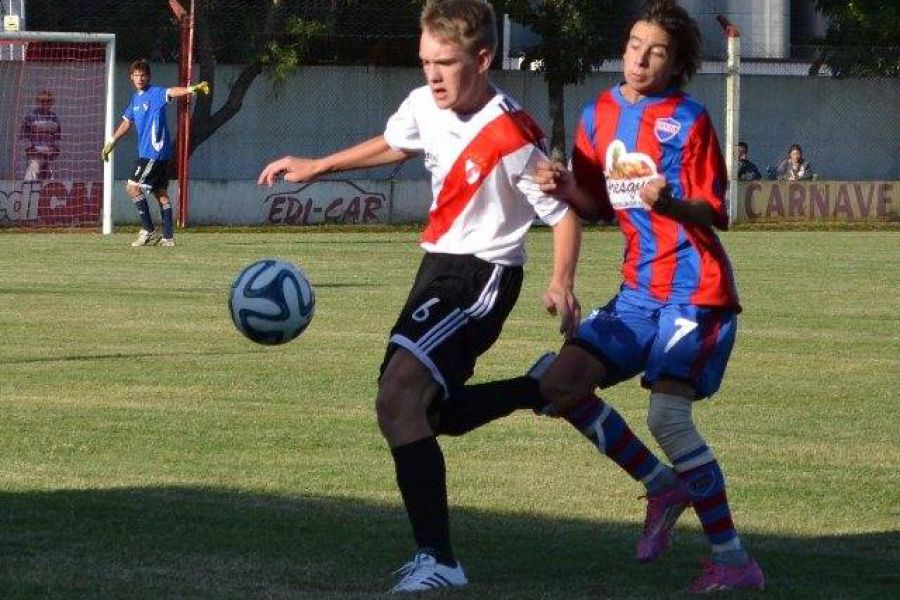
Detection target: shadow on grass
<box><xmin>0</xmin><ymin>487</ymin><xmax>896</xmax><ymax>599</ymax></box>
<box><xmin>0</xmin><ymin>350</ymin><xmax>269</xmax><ymax>366</ymax></box>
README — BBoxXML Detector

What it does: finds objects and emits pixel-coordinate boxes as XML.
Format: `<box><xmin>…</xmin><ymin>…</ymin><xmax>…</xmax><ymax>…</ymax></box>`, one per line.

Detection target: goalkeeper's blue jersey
<box><xmin>122</xmin><ymin>86</ymin><xmax>172</xmax><ymax>160</ymax></box>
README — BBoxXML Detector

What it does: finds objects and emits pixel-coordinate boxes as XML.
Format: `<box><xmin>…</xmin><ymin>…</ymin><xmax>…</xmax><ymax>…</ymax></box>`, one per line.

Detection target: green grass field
<box><xmin>1</xmin><ymin>228</ymin><xmax>897</xmax><ymax>598</ymax></box>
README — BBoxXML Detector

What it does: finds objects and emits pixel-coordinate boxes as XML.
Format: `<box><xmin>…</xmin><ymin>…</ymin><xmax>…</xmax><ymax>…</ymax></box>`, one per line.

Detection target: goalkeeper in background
<box><xmin>101</xmin><ymin>59</ymin><xmax>209</xmax><ymax>247</ymax></box>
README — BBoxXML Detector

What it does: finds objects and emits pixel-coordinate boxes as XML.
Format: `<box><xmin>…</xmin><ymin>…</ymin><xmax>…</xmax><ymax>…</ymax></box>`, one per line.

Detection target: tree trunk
<box><xmin>187</xmin><ymin>0</ymin><xmax>279</xmax><ymax>156</ymax></box>
<box><xmin>547</xmin><ymin>75</ymin><xmax>567</xmax><ymax>161</ymax></box>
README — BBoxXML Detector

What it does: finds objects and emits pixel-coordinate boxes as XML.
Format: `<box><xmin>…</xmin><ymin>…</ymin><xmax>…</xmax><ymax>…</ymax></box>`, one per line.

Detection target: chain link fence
<box><xmin>734</xmin><ymin>45</ymin><xmax>899</xmax><ymax>182</ymax></box>
<box><xmin>24</xmin><ymin>0</ymin><xmax>423</xmax><ymax>66</ymax></box>
<box><xmin>678</xmin><ymin>0</ymin><xmax>899</xmax><ymax>182</ymax></box>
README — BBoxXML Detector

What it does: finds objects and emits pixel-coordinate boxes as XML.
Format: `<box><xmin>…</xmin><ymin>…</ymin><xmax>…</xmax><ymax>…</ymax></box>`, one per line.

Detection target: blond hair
<box><xmin>421</xmin><ymin>0</ymin><xmax>497</xmax><ymax>56</ymax></box>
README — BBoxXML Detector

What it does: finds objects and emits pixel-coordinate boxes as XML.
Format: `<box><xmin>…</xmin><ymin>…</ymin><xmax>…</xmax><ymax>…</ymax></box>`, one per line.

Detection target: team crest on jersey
<box><xmin>464</xmin><ymin>158</ymin><xmax>481</xmax><ymax>185</ymax></box>
<box><xmin>604</xmin><ymin>140</ymin><xmax>658</xmax><ymax>211</ymax></box>
<box><xmin>654</xmin><ymin>117</ymin><xmax>681</xmax><ymax>142</ymax></box>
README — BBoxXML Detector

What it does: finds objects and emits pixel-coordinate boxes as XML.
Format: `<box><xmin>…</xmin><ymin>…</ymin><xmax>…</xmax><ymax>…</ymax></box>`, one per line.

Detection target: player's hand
<box><xmin>189</xmin><ymin>81</ymin><xmax>210</xmax><ymax>95</ymax></box>
<box><xmin>639</xmin><ymin>175</ymin><xmax>668</xmax><ymax>209</ymax></box>
<box><xmin>535</xmin><ymin>158</ymin><xmax>575</xmax><ymax>199</ymax></box>
<box><xmin>257</xmin><ymin>156</ymin><xmax>323</xmax><ymax>186</ymax></box>
<box><xmin>540</xmin><ymin>283</ymin><xmax>581</xmax><ymax>339</ymax></box>
<box><xmin>101</xmin><ymin>139</ymin><xmax>116</xmax><ymax>162</ymax></box>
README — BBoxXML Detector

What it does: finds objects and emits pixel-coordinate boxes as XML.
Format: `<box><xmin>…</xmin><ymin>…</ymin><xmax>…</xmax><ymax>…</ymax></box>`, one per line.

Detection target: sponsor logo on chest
<box><xmin>604</xmin><ymin>140</ymin><xmax>658</xmax><ymax>211</ymax></box>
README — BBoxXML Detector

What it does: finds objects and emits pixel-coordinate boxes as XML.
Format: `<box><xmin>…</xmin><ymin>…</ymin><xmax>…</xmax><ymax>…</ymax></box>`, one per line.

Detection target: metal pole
<box><xmin>102</xmin><ymin>35</ymin><xmax>116</xmax><ymax>234</ymax></box>
<box><xmin>178</xmin><ymin>0</ymin><xmax>195</xmax><ymax>228</ymax></box>
<box><xmin>170</xmin><ymin>0</ymin><xmax>195</xmax><ymax>229</ymax></box>
<box><xmin>717</xmin><ymin>16</ymin><xmax>741</xmax><ymax>226</ymax></box>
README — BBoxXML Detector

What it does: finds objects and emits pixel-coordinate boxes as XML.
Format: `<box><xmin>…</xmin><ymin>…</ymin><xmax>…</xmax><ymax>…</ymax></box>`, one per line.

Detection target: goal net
<box><xmin>0</xmin><ymin>32</ymin><xmax>114</xmax><ymax>232</ymax></box>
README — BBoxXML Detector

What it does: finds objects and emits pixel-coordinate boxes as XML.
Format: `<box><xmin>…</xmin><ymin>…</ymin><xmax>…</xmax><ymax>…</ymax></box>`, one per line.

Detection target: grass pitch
<box><xmin>0</xmin><ymin>228</ymin><xmax>897</xmax><ymax>598</ymax></box>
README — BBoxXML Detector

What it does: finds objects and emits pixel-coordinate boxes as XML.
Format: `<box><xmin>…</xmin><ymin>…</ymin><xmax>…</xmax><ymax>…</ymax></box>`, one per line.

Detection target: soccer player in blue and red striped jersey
<box><xmin>531</xmin><ymin>0</ymin><xmax>764</xmax><ymax>593</ymax></box>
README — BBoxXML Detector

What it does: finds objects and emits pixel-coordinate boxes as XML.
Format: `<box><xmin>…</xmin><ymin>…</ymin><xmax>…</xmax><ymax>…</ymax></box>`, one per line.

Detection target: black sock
<box><xmin>132</xmin><ymin>195</ymin><xmax>154</xmax><ymax>231</ymax></box>
<box><xmin>391</xmin><ymin>437</ymin><xmax>455</xmax><ymax>565</ymax></box>
<box><xmin>160</xmin><ymin>204</ymin><xmax>173</xmax><ymax>239</ymax></box>
<box><xmin>434</xmin><ymin>376</ymin><xmax>543</xmax><ymax>436</ymax></box>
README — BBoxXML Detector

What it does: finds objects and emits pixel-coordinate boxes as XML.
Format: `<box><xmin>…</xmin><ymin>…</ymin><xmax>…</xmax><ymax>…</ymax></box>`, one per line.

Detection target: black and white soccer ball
<box><xmin>229</xmin><ymin>258</ymin><xmax>315</xmax><ymax>345</ymax></box>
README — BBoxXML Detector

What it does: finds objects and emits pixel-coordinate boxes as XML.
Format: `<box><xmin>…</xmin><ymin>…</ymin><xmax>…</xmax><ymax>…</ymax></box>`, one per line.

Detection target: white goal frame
<box><xmin>0</xmin><ymin>31</ymin><xmax>115</xmax><ymax>233</ymax></box>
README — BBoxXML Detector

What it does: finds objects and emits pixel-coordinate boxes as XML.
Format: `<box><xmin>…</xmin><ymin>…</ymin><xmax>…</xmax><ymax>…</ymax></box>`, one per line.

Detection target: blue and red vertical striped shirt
<box><xmin>573</xmin><ymin>85</ymin><xmax>740</xmax><ymax>310</ymax></box>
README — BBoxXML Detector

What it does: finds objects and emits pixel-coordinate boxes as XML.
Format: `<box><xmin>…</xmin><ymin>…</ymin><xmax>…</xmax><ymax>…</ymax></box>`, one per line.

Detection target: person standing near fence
<box><xmin>101</xmin><ymin>59</ymin><xmax>209</xmax><ymax>247</ymax></box>
<box><xmin>259</xmin><ymin>0</ymin><xmax>581</xmax><ymax>592</ymax></box>
<box><xmin>20</xmin><ymin>90</ymin><xmax>60</xmax><ymax>182</ymax></box>
<box><xmin>737</xmin><ymin>141</ymin><xmax>761</xmax><ymax>181</ymax></box>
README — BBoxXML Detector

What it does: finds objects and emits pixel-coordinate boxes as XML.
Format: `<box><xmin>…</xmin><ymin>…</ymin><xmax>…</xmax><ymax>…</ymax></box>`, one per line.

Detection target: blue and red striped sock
<box><xmin>676</xmin><ymin>454</ymin><xmax>741</xmax><ymax>551</ymax></box>
<box><xmin>563</xmin><ymin>395</ymin><xmax>666</xmax><ymax>486</ymax></box>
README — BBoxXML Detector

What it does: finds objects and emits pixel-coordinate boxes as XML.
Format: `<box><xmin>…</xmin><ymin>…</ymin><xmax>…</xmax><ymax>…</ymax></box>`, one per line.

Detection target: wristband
<box><xmin>653</xmin><ymin>186</ymin><xmax>674</xmax><ymax>213</ymax></box>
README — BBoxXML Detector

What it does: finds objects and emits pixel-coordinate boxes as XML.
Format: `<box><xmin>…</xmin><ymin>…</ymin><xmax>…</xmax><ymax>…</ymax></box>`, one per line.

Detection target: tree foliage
<box><xmin>24</xmin><ymin>1</ymin><xmax>632</xmax><ymax>159</ymax></box>
<box><xmin>190</xmin><ymin>0</ymin><xmax>327</xmax><ymax>153</ymax></box>
<box><xmin>26</xmin><ymin>1</ymin><xmax>350</xmax><ymax>155</ymax></box>
<box><xmin>492</xmin><ymin>1</ymin><xmax>626</xmax><ymax>157</ymax></box>
<box><xmin>26</xmin><ymin>0</ymin><xmax>180</xmax><ymax>62</ymax></box>
<box><xmin>811</xmin><ymin>0</ymin><xmax>900</xmax><ymax>77</ymax></box>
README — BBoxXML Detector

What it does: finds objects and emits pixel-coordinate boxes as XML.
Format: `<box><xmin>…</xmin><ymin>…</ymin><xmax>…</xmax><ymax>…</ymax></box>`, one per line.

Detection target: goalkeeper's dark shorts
<box><xmin>380</xmin><ymin>252</ymin><xmax>523</xmax><ymax>398</ymax></box>
<box><xmin>128</xmin><ymin>158</ymin><xmax>170</xmax><ymax>193</ymax></box>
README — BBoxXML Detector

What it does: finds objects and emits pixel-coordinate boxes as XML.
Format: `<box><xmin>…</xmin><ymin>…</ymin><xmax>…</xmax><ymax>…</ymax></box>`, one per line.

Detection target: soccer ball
<box><xmin>229</xmin><ymin>258</ymin><xmax>315</xmax><ymax>345</ymax></box>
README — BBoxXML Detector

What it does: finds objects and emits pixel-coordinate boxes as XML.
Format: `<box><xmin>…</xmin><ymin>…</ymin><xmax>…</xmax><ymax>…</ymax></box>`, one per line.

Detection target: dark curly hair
<box><xmin>633</xmin><ymin>0</ymin><xmax>702</xmax><ymax>88</ymax></box>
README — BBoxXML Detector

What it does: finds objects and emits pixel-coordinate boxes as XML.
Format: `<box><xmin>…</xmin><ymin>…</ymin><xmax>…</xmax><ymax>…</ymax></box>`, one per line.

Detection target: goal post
<box><xmin>0</xmin><ymin>31</ymin><xmax>115</xmax><ymax>233</ymax></box>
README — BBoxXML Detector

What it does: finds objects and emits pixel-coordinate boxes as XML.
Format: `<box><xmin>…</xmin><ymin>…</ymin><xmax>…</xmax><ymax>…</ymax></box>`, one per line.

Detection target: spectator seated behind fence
<box><xmin>775</xmin><ymin>143</ymin><xmax>816</xmax><ymax>181</ymax></box>
<box><xmin>736</xmin><ymin>141</ymin><xmax>761</xmax><ymax>181</ymax></box>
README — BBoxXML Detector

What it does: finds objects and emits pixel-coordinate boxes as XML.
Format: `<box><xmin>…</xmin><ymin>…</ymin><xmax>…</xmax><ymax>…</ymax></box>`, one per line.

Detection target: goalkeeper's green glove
<box><xmin>101</xmin><ymin>139</ymin><xmax>116</xmax><ymax>162</ymax></box>
<box><xmin>189</xmin><ymin>81</ymin><xmax>210</xmax><ymax>95</ymax></box>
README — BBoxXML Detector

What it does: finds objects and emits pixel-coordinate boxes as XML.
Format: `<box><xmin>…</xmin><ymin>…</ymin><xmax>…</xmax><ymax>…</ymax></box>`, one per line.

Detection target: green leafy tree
<box><xmin>25</xmin><ymin>0</ymin><xmax>179</xmax><ymax>61</ymax></box>
<box><xmin>811</xmin><ymin>0</ymin><xmax>899</xmax><ymax>77</ymax></box>
<box><xmin>494</xmin><ymin>1</ymin><xmax>625</xmax><ymax>158</ymax></box>
<box><xmin>188</xmin><ymin>0</ymin><xmax>329</xmax><ymax>153</ymax></box>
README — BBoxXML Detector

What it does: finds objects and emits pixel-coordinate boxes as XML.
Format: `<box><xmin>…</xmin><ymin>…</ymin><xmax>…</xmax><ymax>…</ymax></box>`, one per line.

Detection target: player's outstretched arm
<box><xmin>257</xmin><ymin>135</ymin><xmax>412</xmax><ymax>186</ymax></box>
<box><xmin>167</xmin><ymin>81</ymin><xmax>210</xmax><ymax>99</ymax></box>
<box><xmin>541</xmin><ymin>209</ymin><xmax>582</xmax><ymax>339</ymax></box>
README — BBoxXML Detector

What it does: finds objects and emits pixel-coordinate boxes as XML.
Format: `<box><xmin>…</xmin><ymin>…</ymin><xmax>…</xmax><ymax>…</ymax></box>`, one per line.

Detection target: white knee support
<box><xmin>647</xmin><ymin>393</ymin><xmax>713</xmax><ymax>471</ymax></box>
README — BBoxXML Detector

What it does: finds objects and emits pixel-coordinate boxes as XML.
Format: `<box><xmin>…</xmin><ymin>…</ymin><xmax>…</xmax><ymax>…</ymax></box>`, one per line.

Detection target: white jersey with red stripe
<box><xmin>384</xmin><ymin>85</ymin><xmax>569</xmax><ymax>266</ymax></box>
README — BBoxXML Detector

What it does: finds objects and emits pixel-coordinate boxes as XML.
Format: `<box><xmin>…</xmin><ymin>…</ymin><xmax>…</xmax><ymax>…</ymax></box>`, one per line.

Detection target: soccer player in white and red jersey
<box><xmin>258</xmin><ymin>0</ymin><xmax>581</xmax><ymax>592</ymax></box>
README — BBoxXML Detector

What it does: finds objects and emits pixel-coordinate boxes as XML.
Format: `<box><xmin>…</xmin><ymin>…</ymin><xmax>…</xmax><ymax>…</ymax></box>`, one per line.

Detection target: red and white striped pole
<box><xmin>169</xmin><ymin>0</ymin><xmax>195</xmax><ymax>228</ymax></box>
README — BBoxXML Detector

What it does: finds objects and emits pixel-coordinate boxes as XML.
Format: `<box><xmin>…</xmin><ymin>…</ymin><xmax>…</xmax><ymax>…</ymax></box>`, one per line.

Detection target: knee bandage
<box><xmin>647</xmin><ymin>393</ymin><xmax>713</xmax><ymax>470</ymax></box>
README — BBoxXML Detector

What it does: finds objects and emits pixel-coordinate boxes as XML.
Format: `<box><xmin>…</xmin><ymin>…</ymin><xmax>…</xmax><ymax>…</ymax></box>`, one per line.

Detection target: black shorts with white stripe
<box><xmin>128</xmin><ymin>158</ymin><xmax>170</xmax><ymax>193</ymax></box>
<box><xmin>380</xmin><ymin>252</ymin><xmax>523</xmax><ymax>397</ymax></box>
